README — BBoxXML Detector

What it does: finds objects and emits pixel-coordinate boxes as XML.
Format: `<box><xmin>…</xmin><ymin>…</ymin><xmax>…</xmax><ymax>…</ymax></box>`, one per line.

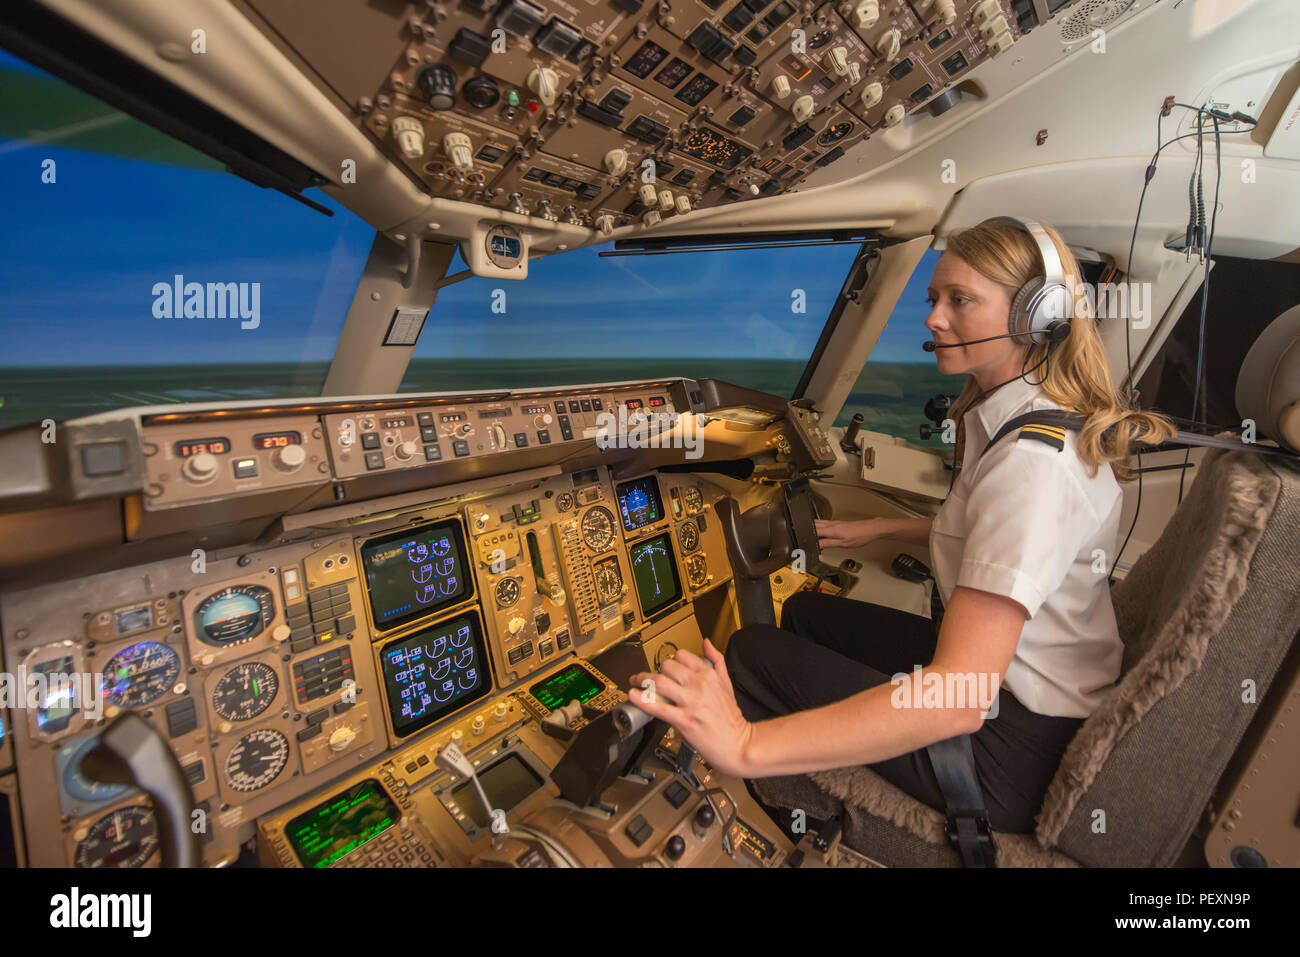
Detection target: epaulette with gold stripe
<box><xmin>1017</xmin><ymin>423</ymin><xmax>1068</xmax><ymax>451</ymax></box>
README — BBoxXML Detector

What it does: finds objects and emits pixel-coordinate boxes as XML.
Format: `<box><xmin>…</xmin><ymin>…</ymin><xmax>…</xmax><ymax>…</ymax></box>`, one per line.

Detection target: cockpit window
<box><xmin>834</xmin><ymin>248</ymin><xmax>967</xmax><ymax>448</ymax></box>
<box><xmin>400</xmin><ymin>240</ymin><xmax>861</xmax><ymax>398</ymax></box>
<box><xmin>0</xmin><ymin>49</ymin><xmax>375</xmax><ymax>431</ymax></box>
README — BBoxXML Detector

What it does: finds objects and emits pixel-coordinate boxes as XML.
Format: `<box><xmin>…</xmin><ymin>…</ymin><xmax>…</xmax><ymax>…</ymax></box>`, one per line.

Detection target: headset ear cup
<box><xmin>1009</xmin><ymin>276</ymin><xmax>1043</xmax><ymax>341</ymax></box>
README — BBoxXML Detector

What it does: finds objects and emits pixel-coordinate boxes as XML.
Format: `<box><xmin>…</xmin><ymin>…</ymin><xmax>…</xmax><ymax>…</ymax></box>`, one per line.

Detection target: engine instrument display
<box><xmin>529</xmin><ymin>662</ymin><xmax>604</xmax><ymax>712</ymax></box>
<box><xmin>224</xmin><ymin>727</ymin><xmax>291</xmax><ymax>792</ymax></box>
<box><xmin>379</xmin><ymin>610</ymin><xmax>491</xmax><ymax>738</ymax></box>
<box><xmin>361</xmin><ymin>519</ymin><xmax>470</xmax><ymax>632</ymax></box>
<box><xmin>678</xmin><ymin>127</ymin><xmax>752</xmax><ymax>171</ymax></box>
<box><xmin>449</xmin><ymin>753</ymin><xmax>545</xmax><ymax>829</ymax></box>
<box><xmin>212</xmin><ymin>661</ymin><xmax>279</xmax><ymax>722</ymax></box>
<box><xmin>616</xmin><ymin>476</ymin><xmax>664</xmax><ymax>532</ymax></box>
<box><xmin>677</xmin><ymin>521</ymin><xmax>700</xmax><ymax>553</ymax></box>
<box><xmin>629</xmin><ymin>533</ymin><xmax>682</xmax><ymax>619</ymax></box>
<box><xmin>580</xmin><ymin>506</ymin><xmax>616</xmax><ymax>552</ymax></box>
<box><xmin>74</xmin><ymin>805</ymin><xmax>158</xmax><ymax>868</ymax></box>
<box><xmin>286</xmin><ymin>778</ymin><xmax>399</xmax><ymax>868</ymax></box>
<box><xmin>102</xmin><ymin>641</ymin><xmax>181</xmax><ymax>708</ymax></box>
<box><xmin>194</xmin><ymin>585</ymin><xmax>275</xmax><ymax>647</ymax></box>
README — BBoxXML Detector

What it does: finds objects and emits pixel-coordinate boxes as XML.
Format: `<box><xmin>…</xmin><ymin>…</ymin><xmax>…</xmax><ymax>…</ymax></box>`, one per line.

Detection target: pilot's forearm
<box><xmin>869</xmin><ymin>515</ymin><xmax>935</xmax><ymax>546</ymax></box>
<box><xmin>740</xmin><ymin>674</ymin><xmax>974</xmax><ymax>777</ymax></box>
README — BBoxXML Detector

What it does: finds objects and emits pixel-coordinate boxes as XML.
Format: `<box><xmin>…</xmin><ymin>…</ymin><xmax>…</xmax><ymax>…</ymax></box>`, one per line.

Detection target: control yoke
<box><xmin>80</xmin><ymin>712</ymin><xmax>201</xmax><ymax>868</ymax></box>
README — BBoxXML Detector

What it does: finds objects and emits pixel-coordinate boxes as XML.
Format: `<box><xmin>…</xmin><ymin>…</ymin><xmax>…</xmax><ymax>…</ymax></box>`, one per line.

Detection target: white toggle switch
<box><xmin>859</xmin><ymin>81</ymin><xmax>883</xmax><ymax>110</ymax></box>
<box><xmin>658</xmin><ymin>189</ymin><xmax>673</xmax><ymax>210</ymax></box>
<box><xmin>825</xmin><ymin>46</ymin><xmax>850</xmax><ymax>77</ymax></box>
<box><xmin>639</xmin><ymin>183</ymin><xmax>658</xmax><ymax>206</ymax></box>
<box><xmin>442</xmin><ymin>132</ymin><xmax>473</xmax><ymax>171</ymax></box>
<box><xmin>848</xmin><ymin>61</ymin><xmax>861</xmax><ymax>85</ymax></box>
<box><xmin>769</xmin><ymin>74</ymin><xmax>791</xmax><ymax>99</ymax></box>
<box><xmin>675</xmin><ymin>194</ymin><xmax>691</xmax><ymax>214</ymax></box>
<box><xmin>791</xmin><ymin>94</ymin><xmax>815</xmax><ymax>123</ymax></box>
<box><xmin>875</xmin><ymin>27</ymin><xmax>901</xmax><ymax>61</ymax></box>
<box><xmin>883</xmin><ymin>103</ymin><xmax>906</xmax><ymax>127</ymax></box>
<box><xmin>604</xmin><ymin>148</ymin><xmax>628</xmax><ymax>175</ymax></box>
<box><xmin>852</xmin><ymin>0</ymin><xmax>879</xmax><ymax>30</ymax></box>
<box><xmin>526</xmin><ymin>67</ymin><xmax>559</xmax><ymax>106</ymax></box>
<box><xmin>747</xmin><ymin>182</ymin><xmax>760</xmax><ymax>195</ymax></box>
<box><xmin>391</xmin><ymin>116</ymin><xmax>425</xmax><ymax>159</ymax></box>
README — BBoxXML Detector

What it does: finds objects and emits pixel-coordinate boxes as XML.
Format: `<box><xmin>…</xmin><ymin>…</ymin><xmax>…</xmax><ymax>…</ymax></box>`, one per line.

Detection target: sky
<box><xmin>0</xmin><ymin>49</ymin><xmax>942</xmax><ymax>368</ymax></box>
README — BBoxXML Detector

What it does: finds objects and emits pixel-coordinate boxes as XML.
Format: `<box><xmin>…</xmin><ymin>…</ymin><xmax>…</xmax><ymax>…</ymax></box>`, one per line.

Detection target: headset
<box><xmin>979</xmin><ymin>214</ymin><xmax>1074</xmax><ymax>348</ymax></box>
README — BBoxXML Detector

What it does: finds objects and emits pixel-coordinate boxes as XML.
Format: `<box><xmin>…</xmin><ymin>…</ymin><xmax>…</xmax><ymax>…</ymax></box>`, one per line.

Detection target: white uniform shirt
<box><xmin>928</xmin><ymin>375</ymin><xmax>1125</xmax><ymax>718</ymax></box>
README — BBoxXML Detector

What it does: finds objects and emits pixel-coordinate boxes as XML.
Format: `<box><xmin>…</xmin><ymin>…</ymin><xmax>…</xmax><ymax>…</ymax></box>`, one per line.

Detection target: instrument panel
<box><xmin>239</xmin><ymin>0</ymin><xmax>1078</xmax><ymax>230</ymax></box>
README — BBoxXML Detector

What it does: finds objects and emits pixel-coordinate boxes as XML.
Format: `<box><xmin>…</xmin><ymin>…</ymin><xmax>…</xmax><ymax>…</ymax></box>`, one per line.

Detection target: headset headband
<box><xmin>978</xmin><ymin>215</ymin><xmax>1067</xmax><ymax>291</ymax></box>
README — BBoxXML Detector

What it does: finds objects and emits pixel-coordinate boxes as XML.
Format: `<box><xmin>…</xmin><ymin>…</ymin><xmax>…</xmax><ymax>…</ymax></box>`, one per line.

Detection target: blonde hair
<box><xmin>943</xmin><ymin>219</ymin><xmax>1175</xmax><ymax>482</ymax></box>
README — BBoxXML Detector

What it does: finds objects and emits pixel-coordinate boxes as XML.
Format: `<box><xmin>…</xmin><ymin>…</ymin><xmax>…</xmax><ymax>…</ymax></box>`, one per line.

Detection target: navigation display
<box><xmin>628</xmin><ymin>533</ymin><xmax>682</xmax><ymax>618</ymax></box>
<box><xmin>616</xmin><ymin>476</ymin><xmax>664</xmax><ymax>532</ymax></box>
<box><xmin>287</xmin><ymin>778</ymin><xmax>398</xmax><ymax>868</ymax></box>
<box><xmin>379</xmin><ymin>610</ymin><xmax>491</xmax><ymax>738</ymax></box>
<box><xmin>361</xmin><ymin>519</ymin><xmax>470</xmax><ymax>631</ymax></box>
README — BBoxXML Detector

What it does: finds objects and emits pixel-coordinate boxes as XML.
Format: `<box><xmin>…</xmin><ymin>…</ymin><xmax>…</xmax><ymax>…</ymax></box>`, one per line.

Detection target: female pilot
<box><xmin>628</xmin><ymin>217</ymin><xmax>1175</xmax><ymax>835</ymax></box>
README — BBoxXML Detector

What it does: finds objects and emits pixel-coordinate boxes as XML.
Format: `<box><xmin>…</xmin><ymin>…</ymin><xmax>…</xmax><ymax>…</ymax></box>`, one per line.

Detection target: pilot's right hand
<box><xmin>815</xmin><ymin>518</ymin><xmax>878</xmax><ymax>550</ymax></box>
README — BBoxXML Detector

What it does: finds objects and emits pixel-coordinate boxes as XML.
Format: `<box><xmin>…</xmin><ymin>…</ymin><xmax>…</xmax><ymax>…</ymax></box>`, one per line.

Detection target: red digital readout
<box><xmin>253</xmin><ymin>431</ymin><xmax>302</xmax><ymax>450</ymax></box>
<box><xmin>174</xmin><ymin>438</ymin><xmax>230</xmax><ymax>457</ymax></box>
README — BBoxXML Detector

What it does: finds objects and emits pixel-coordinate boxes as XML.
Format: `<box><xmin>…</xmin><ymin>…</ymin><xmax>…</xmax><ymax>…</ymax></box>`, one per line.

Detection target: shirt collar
<box><xmin>969</xmin><ymin>374</ymin><xmax>1052</xmax><ymax>440</ymax></box>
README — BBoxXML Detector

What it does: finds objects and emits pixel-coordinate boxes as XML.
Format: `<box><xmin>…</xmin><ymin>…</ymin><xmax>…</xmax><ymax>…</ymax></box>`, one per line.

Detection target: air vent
<box><xmin>1059</xmin><ymin>0</ymin><xmax>1137</xmax><ymax>44</ymax></box>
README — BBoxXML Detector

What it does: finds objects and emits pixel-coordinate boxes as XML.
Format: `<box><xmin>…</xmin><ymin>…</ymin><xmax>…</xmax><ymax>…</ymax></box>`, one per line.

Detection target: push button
<box><xmin>361</xmin><ymin>432</ymin><xmax>381</xmax><ymax>450</ymax></box>
<box><xmin>364</xmin><ymin>452</ymin><xmax>385</xmax><ymax>470</ymax></box>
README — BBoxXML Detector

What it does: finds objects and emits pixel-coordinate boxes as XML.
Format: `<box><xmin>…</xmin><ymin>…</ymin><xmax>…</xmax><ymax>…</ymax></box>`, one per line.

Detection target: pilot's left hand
<box><xmin>629</xmin><ymin>640</ymin><xmax>756</xmax><ymax>778</ymax></box>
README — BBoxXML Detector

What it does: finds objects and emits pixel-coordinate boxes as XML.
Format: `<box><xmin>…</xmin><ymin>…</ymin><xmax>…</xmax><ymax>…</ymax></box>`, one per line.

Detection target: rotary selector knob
<box><xmin>507</xmin><ymin>617</ymin><xmax>526</xmax><ymax>635</ymax></box>
<box><xmin>182</xmin><ymin>453</ymin><xmax>218</xmax><ymax>483</ymax></box>
<box><xmin>328</xmin><ymin>726</ymin><xmax>357</xmax><ymax>752</ymax></box>
<box><xmin>471</xmin><ymin>715</ymin><xmax>486</xmax><ymax>735</ymax></box>
<box><xmin>272</xmin><ymin>624</ymin><xmax>291</xmax><ymax>642</ymax></box>
<box><xmin>443</xmin><ymin>132</ymin><xmax>473</xmax><ymax>172</ymax></box>
<box><xmin>493</xmin><ymin>702</ymin><xmax>509</xmax><ymax>722</ymax></box>
<box><xmin>595</xmin><ymin>213</ymin><xmax>615</xmax><ymax>235</ymax></box>
<box><xmin>935</xmin><ymin>0</ymin><xmax>957</xmax><ymax>25</ymax></box>
<box><xmin>791</xmin><ymin>94</ymin><xmax>815</xmax><ymax>123</ymax></box>
<box><xmin>395</xmin><ymin>440</ymin><xmax>418</xmax><ymax>460</ymax></box>
<box><xmin>675</xmin><ymin>195</ymin><xmax>692</xmax><ymax>214</ymax></box>
<box><xmin>604</xmin><ymin>148</ymin><xmax>628</xmax><ymax>175</ymax></box>
<box><xmin>526</xmin><ymin>67</ymin><xmax>559</xmax><ymax>106</ymax></box>
<box><xmin>450</xmin><ymin>729</ymin><xmax>464</xmax><ymax>748</ymax></box>
<box><xmin>391</xmin><ymin>116</ymin><xmax>425</xmax><ymax>158</ymax></box>
<box><xmin>638</xmin><ymin>183</ymin><xmax>658</xmax><ymax>206</ymax></box>
<box><xmin>416</xmin><ymin>64</ymin><xmax>458</xmax><ymax>110</ymax></box>
<box><xmin>273</xmin><ymin>444</ymin><xmax>306</xmax><ymax>472</ymax></box>
<box><xmin>459</xmin><ymin>423</ymin><xmax>473</xmax><ymax>436</ymax></box>
<box><xmin>883</xmin><ymin>103</ymin><xmax>906</xmax><ymax>127</ymax></box>
<box><xmin>859</xmin><ymin>82</ymin><xmax>883</xmax><ymax>110</ymax></box>
<box><xmin>852</xmin><ymin>0</ymin><xmax>880</xmax><ymax>29</ymax></box>
<box><xmin>769</xmin><ymin>74</ymin><xmax>791</xmax><ymax>99</ymax></box>
<box><xmin>491</xmin><ymin>424</ymin><xmax>507</xmax><ymax>449</ymax></box>
<box><xmin>658</xmin><ymin>189</ymin><xmax>673</xmax><ymax>210</ymax></box>
<box><xmin>462</xmin><ymin>75</ymin><xmax>500</xmax><ymax>109</ymax></box>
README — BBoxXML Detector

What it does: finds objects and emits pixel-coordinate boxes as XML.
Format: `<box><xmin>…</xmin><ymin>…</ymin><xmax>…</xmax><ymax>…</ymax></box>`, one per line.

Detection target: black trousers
<box><xmin>724</xmin><ymin>590</ymin><xmax>1085</xmax><ymax>834</ymax></box>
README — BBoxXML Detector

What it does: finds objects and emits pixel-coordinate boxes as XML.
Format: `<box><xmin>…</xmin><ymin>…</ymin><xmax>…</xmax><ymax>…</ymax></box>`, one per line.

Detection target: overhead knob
<box><xmin>462</xmin><ymin>75</ymin><xmax>500</xmax><ymax>109</ymax></box>
<box><xmin>859</xmin><ymin>81</ymin><xmax>883</xmax><ymax>110</ymax></box>
<box><xmin>395</xmin><ymin>440</ymin><xmax>418</xmax><ymax>460</ymax></box>
<box><xmin>675</xmin><ymin>194</ymin><xmax>691</xmax><ymax>214</ymax></box>
<box><xmin>604</xmin><ymin>148</ymin><xmax>628</xmax><ymax>175</ymax></box>
<box><xmin>848</xmin><ymin>61</ymin><xmax>861</xmax><ymax>84</ymax></box>
<box><xmin>642</xmin><ymin>209</ymin><xmax>661</xmax><ymax>226</ymax></box>
<box><xmin>508</xmin><ymin>191</ymin><xmax>527</xmax><ymax>214</ymax></box>
<box><xmin>328</xmin><ymin>726</ymin><xmax>357</xmax><ymax>752</ymax></box>
<box><xmin>595</xmin><ymin>213</ymin><xmax>615</xmax><ymax>235</ymax></box>
<box><xmin>526</xmin><ymin>67</ymin><xmax>559</xmax><ymax>106</ymax></box>
<box><xmin>875</xmin><ymin>27</ymin><xmax>901</xmax><ymax>61</ymax></box>
<box><xmin>459</xmin><ymin>423</ymin><xmax>473</xmax><ymax>435</ymax></box>
<box><xmin>935</xmin><ymin>0</ymin><xmax>956</xmax><ymax>24</ymax></box>
<box><xmin>791</xmin><ymin>94</ymin><xmax>815</xmax><ymax>123</ymax></box>
<box><xmin>769</xmin><ymin>74</ymin><xmax>791</xmax><ymax>99</ymax></box>
<box><xmin>181</xmin><ymin>452</ymin><xmax>218</xmax><ymax>483</ymax></box>
<box><xmin>852</xmin><ymin>0</ymin><xmax>880</xmax><ymax>29</ymax></box>
<box><xmin>825</xmin><ymin>46</ymin><xmax>850</xmax><ymax>77</ymax></box>
<box><xmin>746</xmin><ymin>182</ymin><xmax>760</xmax><ymax>195</ymax></box>
<box><xmin>416</xmin><ymin>64</ymin><xmax>458</xmax><ymax>110</ymax></box>
<box><xmin>658</xmin><ymin>189</ymin><xmax>673</xmax><ymax>210</ymax></box>
<box><xmin>664</xmin><ymin>835</ymin><xmax>687</xmax><ymax>862</ymax></box>
<box><xmin>491</xmin><ymin>424</ymin><xmax>507</xmax><ymax>449</ymax></box>
<box><xmin>443</xmin><ymin>132</ymin><xmax>473</xmax><ymax>171</ymax></box>
<box><xmin>883</xmin><ymin>103</ymin><xmax>906</xmax><ymax>127</ymax></box>
<box><xmin>638</xmin><ymin>183</ymin><xmax>658</xmax><ymax>206</ymax></box>
<box><xmin>391</xmin><ymin>116</ymin><xmax>425</xmax><ymax>158</ymax></box>
<box><xmin>272</xmin><ymin>445</ymin><xmax>306</xmax><ymax>472</ymax></box>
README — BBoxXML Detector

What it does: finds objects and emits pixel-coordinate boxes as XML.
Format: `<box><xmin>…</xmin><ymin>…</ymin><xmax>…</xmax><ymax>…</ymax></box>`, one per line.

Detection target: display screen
<box><xmin>529</xmin><ymin>663</ymin><xmax>605</xmax><ymax>712</ymax></box>
<box><xmin>286</xmin><ymin>779</ymin><xmax>399</xmax><ymax>868</ymax></box>
<box><xmin>678</xmin><ymin>127</ymin><xmax>752</xmax><ymax>170</ymax></box>
<box><xmin>361</xmin><ymin>519</ymin><xmax>470</xmax><ymax>631</ymax></box>
<box><xmin>616</xmin><ymin>476</ymin><xmax>664</xmax><ymax>532</ymax></box>
<box><xmin>174</xmin><ymin>437</ymin><xmax>229</xmax><ymax>457</ymax></box>
<box><xmin>629</xmin><ymin>533</ymin><xmax>682</xmax><ymax>618</ymax></box>
<box><xmin>114</xmin><ymin>604</ymin><xmax>153</xmax><ymax>635</ymax></box>
<box><xmin>450</xmin><ymin>753</ymin><xmax>544</xmax><ymax>829</ymax></box>
<box><xmin>32</xmin><ymin>655</ymin><xmax>78</xmax><ymax>734</ymax></box>
<box><xmin>380</xmin><ymin>611</ymin><xmax>491</xmax><ymax>738</ymax></box>
<box><xmin>674</xmin><ymin>73</ymin><xmax>718</xmax><ymax>107</ymax></box>
<box><xmin>623</xmin><ymin>40</ymin><xmax>667</xmax><ymax>78</ymax></box>
<box><xmin>653</xmin><ymin>58</ymin><xmax>692</xmax><ymax>90</ymax></box>
<box><xmin>252</xmin><ymin>431</ymin><xmax>301</xmax><ymax>450</ymax></box>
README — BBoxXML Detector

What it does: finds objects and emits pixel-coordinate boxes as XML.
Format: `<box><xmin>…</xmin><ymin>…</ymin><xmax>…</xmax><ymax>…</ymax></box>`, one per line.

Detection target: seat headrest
<box><xmin>1235</xmin><ymin>303</ymin><xmax>1300</xmax><ymax>453</ymax></box>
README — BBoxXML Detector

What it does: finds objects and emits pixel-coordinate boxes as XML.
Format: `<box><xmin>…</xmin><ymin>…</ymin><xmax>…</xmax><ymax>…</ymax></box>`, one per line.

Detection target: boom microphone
<box><xmin>922</xmin><ymin>330</ymin><xmax>1034</xmax><ymax>352</ymax></box>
